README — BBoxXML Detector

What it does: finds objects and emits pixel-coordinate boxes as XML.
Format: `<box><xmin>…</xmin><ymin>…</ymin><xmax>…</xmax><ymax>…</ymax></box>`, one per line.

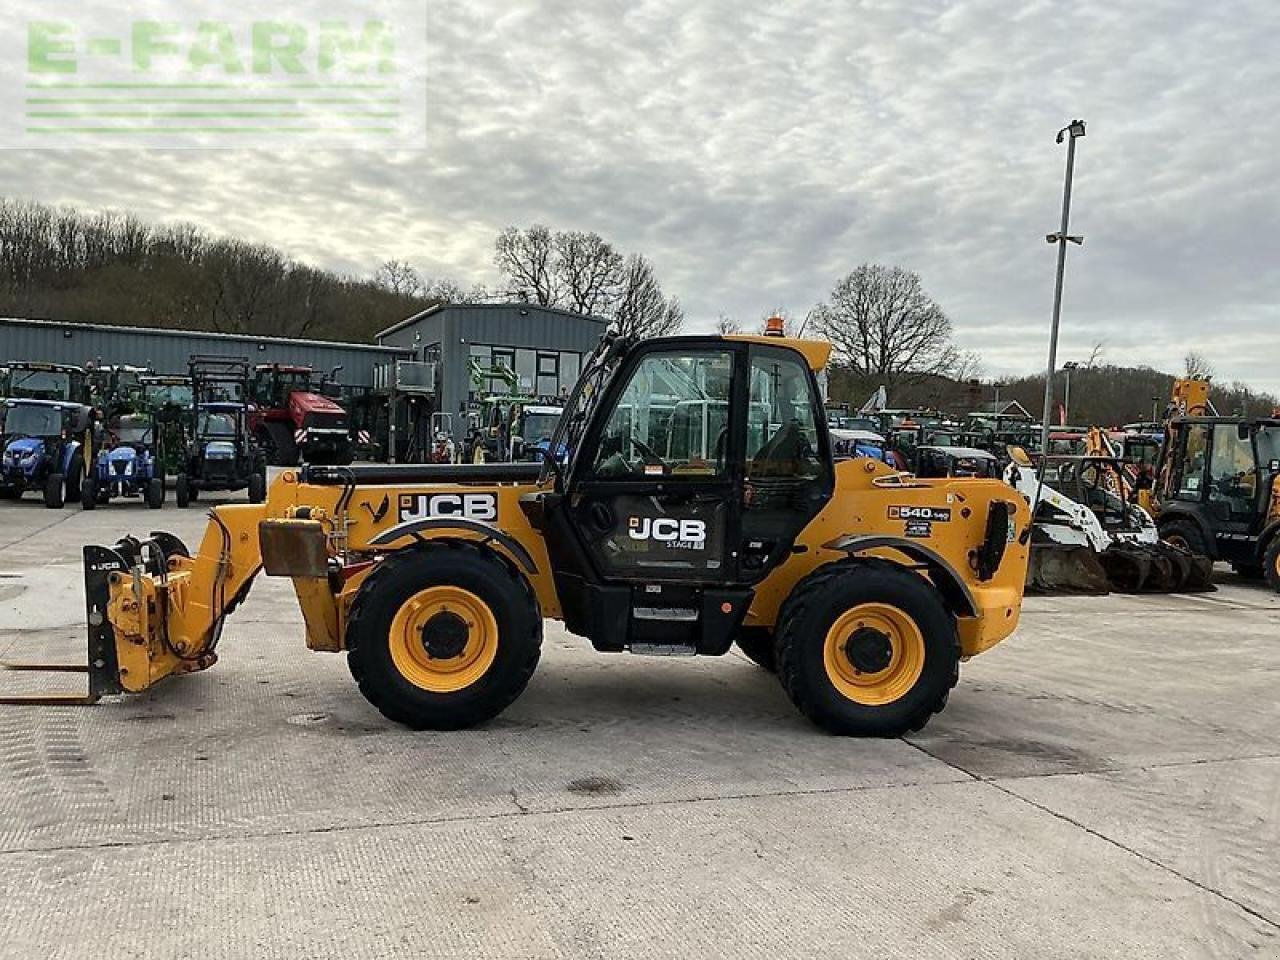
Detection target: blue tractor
<box><xmin>0</xmin><ymin>399</ymin><xmax>91</xmax><ymax>508</ymax></box>
<box><xmin>81</xmin><ymin>412</ymin><xmax>166</xmax><ymax>510</ymax></box>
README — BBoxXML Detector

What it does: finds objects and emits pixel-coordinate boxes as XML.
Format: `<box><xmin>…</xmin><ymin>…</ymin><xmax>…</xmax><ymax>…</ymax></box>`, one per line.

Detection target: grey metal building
<box><xmin>0</xmin><ymin>316</ymin><xmax>410</xmax><ymax>386</ymax></box>
<box><xmin>377</xmin><ymin>303</ymin><xmax>607</xmax><ymax>418</ymax></box>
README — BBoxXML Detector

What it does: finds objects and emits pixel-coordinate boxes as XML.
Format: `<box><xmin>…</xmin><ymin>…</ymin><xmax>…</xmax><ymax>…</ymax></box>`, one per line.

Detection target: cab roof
<box><xmin>721</xmin><ymin>334</ymin><xmax>832</xmax><ymax>372</ymax></box>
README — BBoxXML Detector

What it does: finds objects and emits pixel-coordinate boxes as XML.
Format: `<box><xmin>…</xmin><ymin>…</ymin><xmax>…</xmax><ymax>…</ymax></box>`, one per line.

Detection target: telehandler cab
<box><xmin>3</xmin><ymin>331</ymin><xmax>1032</xmax><ymax>736</ymax></box>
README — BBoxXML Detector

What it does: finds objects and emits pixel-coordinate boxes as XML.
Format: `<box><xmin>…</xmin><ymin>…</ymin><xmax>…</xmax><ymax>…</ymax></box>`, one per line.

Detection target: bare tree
<box><xmin>1184</xmin><ymin>351</ymin><xmax>1215</xmax><ymax>378</ymax></box>
<box><xmin>493</xmin><ymin>225</ymin><xmax>682</xmax><ymax>335</ymax></box>
<box><xmin>612</xmin><ymin>255</ymin><xmax>683</xmax><ymax>339</ymax></box>
<box><xmin>374</xmin><ymin>259</ymin><xmax>424</xmax><ymax>298</ymax></box>
<box><xmin>810</xmin><ymin>264</ymin><xmax>960</xmax><ymax>389</ymax></box>
<box><xmin>554</xmin><ymin>230</ymin><xmax>622</xmax><ymax>315</ymax></box>
<box><xmin>1085</xmin><ymin>340</ymin><xmax>1105</xmax><ymax>369</ymax></box>
<box><xmin>715</xmin><ymin>313</ymin><xmax>741</xmax><ymax>335</ymax></box>
<box><xmin>494</xmin><ymin>224</ymin><xmax>557</xmax><ymax>305</ymax></box>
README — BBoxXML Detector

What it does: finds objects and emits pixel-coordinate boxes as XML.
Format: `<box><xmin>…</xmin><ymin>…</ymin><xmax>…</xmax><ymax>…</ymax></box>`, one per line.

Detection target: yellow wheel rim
<box><xmin>822</xmin><ymin>602</ymin><xmax>926</xmax><ymax>706</ymax></box>
<box><xmin>388</xmin><ymin>586</ymin><xmax>498</xmax><ymax>693</ymax></box>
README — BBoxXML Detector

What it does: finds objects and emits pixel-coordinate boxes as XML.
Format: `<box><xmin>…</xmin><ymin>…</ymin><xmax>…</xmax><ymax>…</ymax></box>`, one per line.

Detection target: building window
<box><xmin>515</xmin><ymin>348</ymin><xmax>536</xmax><ymax>394</ymax></box>
<box><xmin>559</xmin><ymin>352</ymin><xmax>581</xmax><ymax>395</ymax></box>
<box><xmin>536</xmin><ymin>352</ymin><xmax>559</xmax><ymax>398</ymax></box>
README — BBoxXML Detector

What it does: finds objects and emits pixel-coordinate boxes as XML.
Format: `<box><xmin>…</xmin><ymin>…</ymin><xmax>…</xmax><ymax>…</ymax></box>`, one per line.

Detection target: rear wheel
<box><xmin>80</xmin><ymin>477</ymin><xmax>97</xmax><ymax>510</ymax></box>
<box><xmin>247</xmin><ymin>471</ymin><xmax>267</xmax><ymax>503</ymax></box>
<box><xmin>176</xmin><ymin>474</ymin><xmax>190</xmax><ymax>509</ymax></box>
<box><xmin>776</xmin><ymin>561</ymin><xmax>959</xmax><ymax>737</ymax></box>
<box><xmin>43</xmin><ymin>472</ymin><xmax>65</xmax><ymax>509</ymax></box>
<box><xmin>1264</xmin><ymin>538</ymin><xmax>1280</xmax><ymax>594</ymax></box>
<box><xmin>145</xmin><ymin>477</ymin><xmax>164</xmax><ymax>509</ymax></box>
<box><xmin>346</xmin><ymin>544</ymin><xmax>542</xmax><ymax>729</ymax></box>
<box><xmin>735</xmin><ymin>627</ymin><xmax>776</xmax><ymax>672</ymax></box>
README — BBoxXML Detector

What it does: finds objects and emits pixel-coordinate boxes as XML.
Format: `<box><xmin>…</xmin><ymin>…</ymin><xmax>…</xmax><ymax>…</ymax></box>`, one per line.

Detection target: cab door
<box><xmin>568</xmin><ymin>344</ymin><xmax>741</xmax><ymax>583</ymax></box>
<box><xmin>537</xmin><ymin>341</ymin><xmax>747</xmax><ymax>652</ymax></box>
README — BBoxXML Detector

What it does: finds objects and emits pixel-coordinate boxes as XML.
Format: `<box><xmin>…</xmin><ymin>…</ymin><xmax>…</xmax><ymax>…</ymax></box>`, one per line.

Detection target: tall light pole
<box><xmin>1062</xmin><ymin>360</ymin><xmax>1079</xmax><ymax>424</ymax></box>
<box><xmin>1034</xmin><ymin>119</ymin><xmax>1086</xmax><ymax>506</ymax></box>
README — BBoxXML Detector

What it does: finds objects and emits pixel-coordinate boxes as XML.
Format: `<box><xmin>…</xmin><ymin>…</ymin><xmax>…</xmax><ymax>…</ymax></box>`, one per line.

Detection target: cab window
<box><xmin>746</xmin><ymin>350</ymin><xmax>822</xmax><ymax>479</ymax></box>
<box><xmin>592</xmin><ymin>350</ymin><xmax>733</xmax><ymax>479</ymax></box>
<box><xmin>1175</xmin><ymin>424</ymin><xmax>1209</xmax><ymax>500</ymax></box>
<box><xmin>1208</xmin><ymin>424</ymin><xmax>1258</xmax><ymax>517</ymax></box>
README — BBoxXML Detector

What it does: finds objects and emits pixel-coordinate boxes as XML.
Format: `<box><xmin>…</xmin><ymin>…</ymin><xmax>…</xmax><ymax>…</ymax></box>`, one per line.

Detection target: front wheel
<box><xmin>145</xmin><ymin>477</ymin><xmax>165</xmax><ymax>509</ymax></box>
<box><xmin>65</xmin><ymin>455</ymin><xmax>83</xmax><ymax>507</ymax></box>
<box><xmin>247</xmin><ymin>471</ymin><xmax>267</xmax><ymax>504</ymax></box>
<box><xmin>81</xmin><ymin>477</ymin><xmax>98</xmax><ymax>510</ymax></box>
<box><xmin>175</xmin><ymin>474</ymin><xmax>190</xmax><ymax>509</ymax></box>
<box><xmin>1264</xmin><ymin>538</ymin><xmax>1280</xmax><ymax>595</ymax></box>
<box><xmin>1159</xmin><ymin>520</ymin><xmax>1211</xmax><ymax>558</ymax></box>
<box><xmin>43</xmin><ymin>472</ymin><xmax>65</xmax><ymax>509</ymax></box>
<box><xmin>346</xmin><ymin>544</ymin><xmax>542</xmax><ymax>729</ymax></box>
<box><xmin>776</xmin><ymin>561</ymin><xmax>959</xmax><ymax>737</ymax></box>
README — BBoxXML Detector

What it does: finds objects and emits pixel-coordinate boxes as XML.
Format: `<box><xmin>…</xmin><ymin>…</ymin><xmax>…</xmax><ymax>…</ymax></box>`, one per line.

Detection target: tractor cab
<box><xmin>530</xmin><ymin>334</ymin><xmax>837</xmax><ymax>654</ymax></box>
<box><xmin>178</xmin><ymin>357</ymin><xmax>267</xmax><ymax>505</ymax></box>
<box><xmin>82</xmin><ymin>411</ymin><xmax>166</xmax><ymax>509</ymax></box>
<box><xmin>914</xmin><ymin>446</ymin><xmax>1001</xmax><ymax>480</ymax></box>
<box><xmin>0</xmin><ymin>399</ymin><xmax>91</xmax><ymax>507</ymax></box>
<box><xmin>3</xmin><ymin>362</ymin><xmax>87</xmax><ymax>404</ymax></box>
<box><xmin>1156</xmin><ymin>416</ymin><xmax>1280</xmax><ymax>585</ymax></box>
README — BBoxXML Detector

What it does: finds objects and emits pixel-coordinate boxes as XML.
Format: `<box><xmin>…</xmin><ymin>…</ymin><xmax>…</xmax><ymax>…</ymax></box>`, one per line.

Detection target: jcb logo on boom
<box><xmin>628</xmin><ymin>516</ymin><xmax>706</xmax><ymax>547</ymax></box>
<box><xmin>398</xmin><ymin>493</ymin><xmax>498</xmax><ymax>523</ymax></box>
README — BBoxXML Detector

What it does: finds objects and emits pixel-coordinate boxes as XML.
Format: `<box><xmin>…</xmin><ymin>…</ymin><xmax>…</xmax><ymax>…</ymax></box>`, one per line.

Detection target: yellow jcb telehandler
<box><xmin>3</xmin><ymin>330</ymin><xmax>1032</xmax><ymax>736</ymax></box>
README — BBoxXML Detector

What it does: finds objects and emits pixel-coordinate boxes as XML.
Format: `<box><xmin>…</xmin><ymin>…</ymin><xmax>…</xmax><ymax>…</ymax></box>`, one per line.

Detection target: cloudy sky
<box><xmin>3</xmin><ymin>1</ymin><xmax>1279</xmax><ymax>391</ymax></box>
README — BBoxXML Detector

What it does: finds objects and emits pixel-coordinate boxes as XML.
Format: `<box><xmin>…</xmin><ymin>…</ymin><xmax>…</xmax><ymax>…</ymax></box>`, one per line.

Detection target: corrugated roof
<box><xmin>1</xmin><ymin>316</ymin><xmax>407</xmax><ymax>355</ymax></box>
<box><xmin>376</xmin><ymin>302</ymin><xmax>607</xmax><ymax>339</ymax></box>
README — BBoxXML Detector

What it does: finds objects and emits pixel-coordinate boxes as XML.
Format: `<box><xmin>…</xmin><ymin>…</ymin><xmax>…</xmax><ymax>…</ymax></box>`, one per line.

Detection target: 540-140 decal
<box><xmin>888</xmin><ymin>504</ymin><xmax>951</xmax><ymax>539</ymax></box>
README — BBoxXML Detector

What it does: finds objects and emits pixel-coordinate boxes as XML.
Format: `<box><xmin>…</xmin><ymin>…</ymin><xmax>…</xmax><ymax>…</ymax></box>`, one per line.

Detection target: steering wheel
<box><xmin>628</xmin><ymin>434</ymin><xmax>664</xmax><ymax>465</ymax></box>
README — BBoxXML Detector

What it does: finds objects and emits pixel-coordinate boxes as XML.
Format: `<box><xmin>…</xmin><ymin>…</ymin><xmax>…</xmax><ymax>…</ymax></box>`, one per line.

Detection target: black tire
<box><xmin>735</xmin><ymin>626</ymin><xmax>777</xmax><ymax>672</ymax></box>
<box><xmin>1264</xmin><ymin>538</ymin><xmax>1280</xmax><ymax>595</ymax></box>
<box><xmin>247</xmin><ymin>471</ymin><xmax>267</xmax><ymax>504</ymax></box>
<box><xmin>145</xmin><ymin>477</ymin><xmax>164</xmax><ymax>509</ymax></box>
<box><xmin>64</xmin><ymin>455</ymin><xmax>83</xmax><ymax>506</ymax></box>
<box><xmin>776</xmin><ymin>560</ymin><xmax>959</xmax><ymax>737</ymax></box>
<box><xmin>176</xmin><ymin>474</ymin><xmax>190</xmax><ymax>509</ymax></box>
<box><xmin>346</xmin><ymin>543</ymin><xmax>542</xmax><ymax>730</ymax></box>
<box><xmin>80</xmin><ymin>477</ymin><xmax>97</xmax><ymax>511</ymax></box>
<box><xmin>1159</xmin><ymin>519</ymin><xmax>1212</xmax><ymax>559</ymax></box>
<box><xmin>43</xmin><ymin>472</ymin><xmax>65</xmax><ymax>509</ymax></box>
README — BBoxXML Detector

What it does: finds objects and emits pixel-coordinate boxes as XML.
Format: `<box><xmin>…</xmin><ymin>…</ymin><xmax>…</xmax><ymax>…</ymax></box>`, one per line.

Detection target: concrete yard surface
<box><xmin>1</xmin><ymin>497</ymin><xmax>1278</xmax><ymax>959</ymax></box>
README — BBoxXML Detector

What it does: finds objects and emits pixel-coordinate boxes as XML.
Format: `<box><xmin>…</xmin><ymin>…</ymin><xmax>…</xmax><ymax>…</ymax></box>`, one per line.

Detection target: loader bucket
<box><xmin>1097</xmin><ymin>543</ymin><xmax>1154</xmax><ymax>592</ymax></box>
<box><xmin>1025</xmin><ymin>543</ymin><xmax>1112</xmax><ymax>594</ymax></box>
<box><xmin>1159</xmin><ymin>542</ymin><xmax>1216</xmax><ymax>592</ymax></box>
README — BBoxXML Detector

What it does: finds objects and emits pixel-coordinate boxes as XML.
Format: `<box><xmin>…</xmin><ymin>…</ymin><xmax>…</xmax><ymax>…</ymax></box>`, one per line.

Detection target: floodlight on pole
<box><xmin>1062</xmin><ymin>360</ymin><xmax>1079</xmax><ymax>424</ymax></box>
<box><xmin>1033</xmin><ymin>120</ymin><xmax>1086</xmax><ymax>510</ymax></box>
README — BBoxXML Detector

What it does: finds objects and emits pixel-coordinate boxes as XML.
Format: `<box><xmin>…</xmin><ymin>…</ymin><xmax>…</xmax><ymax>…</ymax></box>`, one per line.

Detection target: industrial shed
<box><xmin>377</xmin><ymin>303</ymin><xmax>607</xmax><ymax>418</ymax></box>
<box><xmin>0</xmin><ymin>317</ymin><xmax>410</xmax><ymax>387</ymax></box>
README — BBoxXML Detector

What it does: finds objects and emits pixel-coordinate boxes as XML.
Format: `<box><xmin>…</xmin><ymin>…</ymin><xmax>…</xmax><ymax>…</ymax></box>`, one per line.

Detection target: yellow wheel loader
<box><xmin>4</xmin><ymin>331</ymin><xmax>1032</xmax><ymax>736</ymax></box>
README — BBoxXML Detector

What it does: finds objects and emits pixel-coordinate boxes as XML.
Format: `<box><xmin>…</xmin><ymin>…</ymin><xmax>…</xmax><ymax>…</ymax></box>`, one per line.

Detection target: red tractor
<box><xmin>249</xmin><ymin>364</ymin><xmax>353</xmax><ymax>466</ymax></box>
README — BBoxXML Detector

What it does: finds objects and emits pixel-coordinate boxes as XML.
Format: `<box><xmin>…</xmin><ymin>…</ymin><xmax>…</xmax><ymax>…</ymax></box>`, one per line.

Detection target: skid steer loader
<box><xmin>2</xmin><ymin>330</ymin><xmax>1032</xmax><ymax>736</ymax></box>
<box><xmin>1005</xmin><ymin>449</ymin><xmax>1212</xmax><ymax>594</ymax></box>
